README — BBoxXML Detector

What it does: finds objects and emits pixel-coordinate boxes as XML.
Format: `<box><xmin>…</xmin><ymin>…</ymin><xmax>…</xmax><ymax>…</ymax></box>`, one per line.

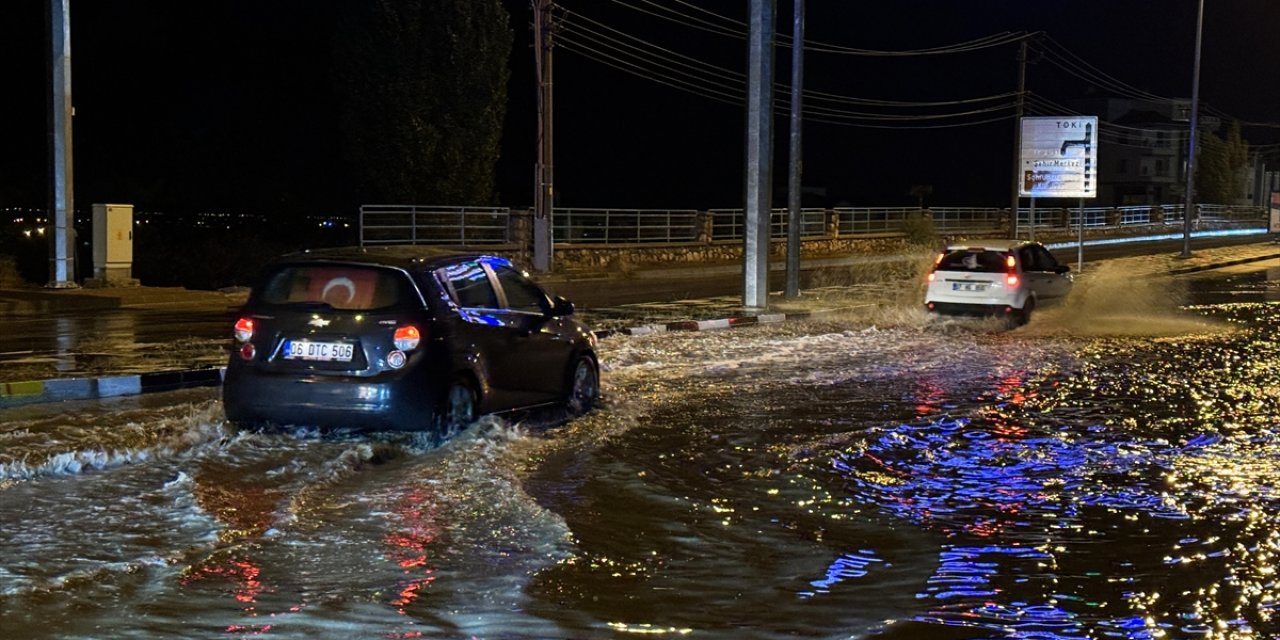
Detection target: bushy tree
<box><xmin>334</xmin><ymin>0</ymin><xmax>512</xmax><ymax>205</ymax></box>
<box><xmin>908</xmin><ymin>184</ymin><xmax>933</xmax><ymax>210</ymax></box>
<box><xmin>1196</xmin><ymin>121</ymin><xmax>1249</xmax><ymax>204</ymax></box>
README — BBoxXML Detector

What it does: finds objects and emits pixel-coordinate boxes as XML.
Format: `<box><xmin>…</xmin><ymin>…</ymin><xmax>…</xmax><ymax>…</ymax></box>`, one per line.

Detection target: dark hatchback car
<box><xmin>222</xmin><ymin>247</ymin><xmax>599</xmax><ymax>437</ymax></box>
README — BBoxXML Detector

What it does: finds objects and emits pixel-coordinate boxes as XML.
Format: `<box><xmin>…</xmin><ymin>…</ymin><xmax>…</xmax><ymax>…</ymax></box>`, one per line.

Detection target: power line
<box><xmin>595</xmin><ymin>0</ymin><xmax>1037</xmax><ymax>56</ymax></box>
<box><xmin>560</xmin><ymin>11</ymin><xmax>1020</xmax><ymax>126</ymax></box>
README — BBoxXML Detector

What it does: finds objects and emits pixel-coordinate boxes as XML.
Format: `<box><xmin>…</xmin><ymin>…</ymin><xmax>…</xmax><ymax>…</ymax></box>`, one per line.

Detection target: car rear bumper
<box><xmin>222</xmin><ymin>366</ymin><xmax>439</xmax><ymax>432</ymax></box>
<box><xmin>925</xmin><ymin>301</ymin><xmax>1022</xmax><ymax>317</ymax></box>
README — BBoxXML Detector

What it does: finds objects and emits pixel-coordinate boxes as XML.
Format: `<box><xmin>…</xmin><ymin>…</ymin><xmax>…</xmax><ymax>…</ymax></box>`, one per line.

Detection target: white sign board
<box><xmin>1019</xmin><ymin>116</ymin><xmax>1099</xmax><ymax>199</ymax></box>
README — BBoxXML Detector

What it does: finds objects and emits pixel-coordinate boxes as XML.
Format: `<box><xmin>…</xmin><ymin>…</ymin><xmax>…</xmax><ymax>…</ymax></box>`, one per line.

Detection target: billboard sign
<box><xmin>1019</xmin><ymin>116</ymin><xmax>1099</xmax><ymax>199</ymax></box>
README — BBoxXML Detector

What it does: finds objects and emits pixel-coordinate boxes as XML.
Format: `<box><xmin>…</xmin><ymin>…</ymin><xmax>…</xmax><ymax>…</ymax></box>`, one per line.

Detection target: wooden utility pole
<box><xmin>532</xmin><ymin>0</ymin><xmax>555</xmax><ymax>272</ymax></box>
<box><xmin>47</xmin><ymin>0</ymin><xmax>77</xmax><ymax>288</ymax></box>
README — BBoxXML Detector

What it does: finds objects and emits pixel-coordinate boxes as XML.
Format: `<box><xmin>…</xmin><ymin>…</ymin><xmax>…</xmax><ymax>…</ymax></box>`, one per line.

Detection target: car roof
<box><xmin>271</xmin><ymin>246</ymin><xmax>518</xmax><ymax>271</ymax></box>
<box><xmin>943</xmin><ymin>239</ymin><xmax>1040</xmax><ymax>252</ymax></box>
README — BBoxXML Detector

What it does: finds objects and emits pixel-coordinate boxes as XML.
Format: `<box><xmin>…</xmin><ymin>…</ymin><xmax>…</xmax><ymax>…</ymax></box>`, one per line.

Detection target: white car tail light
<box><xmin>1005</xmin><ymin>254</ymin><xmax>1019</xmax><ymax>287</ymax></box>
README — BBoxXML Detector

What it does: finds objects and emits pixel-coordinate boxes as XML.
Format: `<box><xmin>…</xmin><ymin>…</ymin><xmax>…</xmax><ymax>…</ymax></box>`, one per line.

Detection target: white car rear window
<box><xmin>937</xmin><ymin>250</ymin><xmax>1007</xmax><ymax>274</ymax></box>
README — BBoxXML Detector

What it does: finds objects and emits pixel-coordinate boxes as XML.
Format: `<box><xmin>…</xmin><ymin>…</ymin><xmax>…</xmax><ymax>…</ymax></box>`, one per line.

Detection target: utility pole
<box><xmin>532</xmin><ymin>0</ymin><xmax>555</xmax><ymax>272</ymax></box>
<box><xmin>743</xmin><ymin>0</ymin><xmax>775</xmax><ymax>309</ymax></box>
<box><xmin>1010</xmin><ymin>39</ymin><xmax>1027</xmax><ymax>239</ymax></box>
<box><xmin>47</xmin><ymin>0</ymin><xmax>77</xmax><ymax>288</ymax></box>
<box><xmin>784</xmin><ymin>0</ymin><xmax>805</xmax><ymax>299</ymax></box>
<box><xmin>1181</xmin><ymin>0</ymin><xmax>1205</xmax><ymax>259</ymax></box>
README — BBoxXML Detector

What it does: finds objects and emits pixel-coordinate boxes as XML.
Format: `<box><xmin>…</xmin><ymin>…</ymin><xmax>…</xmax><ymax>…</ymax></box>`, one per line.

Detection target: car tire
<box><xmin>1015</xmin><ymin>297</ymin><xmax>1036</xmax><ymax>327</ymax></box>
<box><xmin>436</xmin><ymin>379</ymin><xmax>477</xmax><ymax>441</ymax></box>
<box><xmin>565</xmin><ymin>355</ymin><xmax>599</xmax><ymax>417</ymax></box>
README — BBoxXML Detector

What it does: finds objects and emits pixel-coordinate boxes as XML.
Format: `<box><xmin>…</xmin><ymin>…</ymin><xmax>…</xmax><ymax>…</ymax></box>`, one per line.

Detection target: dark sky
<box><xmin>1</xmin><ymin>1</ymin><xmax>1277</xmax><ymax>216</ymax></box>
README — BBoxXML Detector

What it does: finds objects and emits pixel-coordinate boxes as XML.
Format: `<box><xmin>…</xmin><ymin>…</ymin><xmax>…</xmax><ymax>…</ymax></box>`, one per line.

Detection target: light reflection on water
<box><xmin>827</xmin><ymin>298</ymin><xmax>1280</xmax><ymax>639</ymax></box>
<box><xmin>3</xmin><ymin>270</ymin><xmax>1280</xmax><ymax>638</ymax></box>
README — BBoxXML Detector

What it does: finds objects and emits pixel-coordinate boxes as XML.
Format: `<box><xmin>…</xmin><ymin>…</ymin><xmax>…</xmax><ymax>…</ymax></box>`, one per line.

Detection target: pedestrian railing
<box><xmin>359</xmin><ymin>205</ymin><xmax>510</xmax><ymax>246</ymax></box>
<box><xmin>554</xmin><ymin>208</ymin><xmax>700</xmax><ymax>243</ymax></box>
<box><xmin>359</xmin><ymin>203</ymin><xmax>1268</xmax><ymax>247</ymax></box>
<box><xmin>708</xmin><ymin>208</ymin><xmax>827</xmax><ymax>241</ymax></box>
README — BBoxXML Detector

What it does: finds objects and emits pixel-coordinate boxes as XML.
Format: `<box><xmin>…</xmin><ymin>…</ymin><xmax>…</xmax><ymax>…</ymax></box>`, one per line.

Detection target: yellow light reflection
<box><xmin>607</xmin><ymin>622</ymin><xmax>694</xmax><ymax>635</ymax></box>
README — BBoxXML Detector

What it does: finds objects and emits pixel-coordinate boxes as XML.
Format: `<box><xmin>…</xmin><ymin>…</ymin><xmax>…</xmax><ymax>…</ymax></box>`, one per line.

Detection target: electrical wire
<box><xmin>592</xmin><ymin>0</ymin><xmax>1037</xmax><ymax>56</ymax></box>
<box><xmin>561</xmin><ymin>11</ymin><xmax>1020</xmax><ymax>124</ymax></box>
<box><xmin>554</xmin><ymin>1</ymin><xmax>1280</xmax><ymax>136</ymax></box>
<box><xmin>558</xmin><ymin>33</ymin><xmax>1018</xmax><ymax>129</ymax></box>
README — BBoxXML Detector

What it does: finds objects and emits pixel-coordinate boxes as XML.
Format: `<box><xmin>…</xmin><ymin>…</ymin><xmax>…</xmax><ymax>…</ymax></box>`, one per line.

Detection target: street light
<box><xmin>1181</xmin><ymin>0</ymin><xmax>1205</xmax><ymax>259</ymax></box>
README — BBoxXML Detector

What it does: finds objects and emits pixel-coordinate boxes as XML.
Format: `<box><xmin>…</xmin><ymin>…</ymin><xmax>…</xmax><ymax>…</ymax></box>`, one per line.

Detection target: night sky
<box><xmin>1</xmin><ymin>1</ymin><xmax>1277</xmax><ymax>217</ymax></box>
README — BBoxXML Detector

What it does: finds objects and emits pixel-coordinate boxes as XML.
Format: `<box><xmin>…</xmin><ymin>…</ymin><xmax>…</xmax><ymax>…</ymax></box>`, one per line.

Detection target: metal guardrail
<box><xmin>708</xmin><ymin>208</ymin><xmax>827</xmax><ymax>241</ymax></box>
<box><xmin>359</xmin><ymin>203</ymin><xmax>1269</xmax><ymax>247</ymax></box>
<box><xmin>359</xmin><ymin>205</ymin><xmax>510</xmax><ymax>246</ymax></box>
<box><xmin>555</xmin><ymin>208</ymin><xmax>700</xmax><ymax>243</ymax></box>
<box><xmin>1013</xmin><ymin>204</ymin><xmax>1272</xmax><ymax>234</ymax></box>
<box><xmin>926</xmin><ymin>208</ymin><xmax>1009</xmax><ymax>234</ymax></box>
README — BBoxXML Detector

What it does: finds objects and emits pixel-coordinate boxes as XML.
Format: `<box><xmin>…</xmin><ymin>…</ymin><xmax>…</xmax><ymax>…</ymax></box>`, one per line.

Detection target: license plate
<box><xmin>951</xmin><ymin>282</ymin><xmax>987</xmax><ymax>292</ymax></box>
<box><xmin>282</xmin><ymin>340</ymin><xmax>355</xmax><ymax>362</ymax></box>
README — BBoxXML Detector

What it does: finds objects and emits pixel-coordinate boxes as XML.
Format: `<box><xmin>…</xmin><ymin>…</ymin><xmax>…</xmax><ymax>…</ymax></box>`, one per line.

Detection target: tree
<box><xmin>907</xmin><ymin>184</ymin><xmax>933</xmax><ymax>210</ymax></box>
<box><xmin>333</xmin><ymin>0</ymin><xmax>513</xmax><ymax>205</ymax></box>
<box><xmin>1196</xmin><ymin>121</ymin><xmax>1250</xmax><ymax>205</ymax></box>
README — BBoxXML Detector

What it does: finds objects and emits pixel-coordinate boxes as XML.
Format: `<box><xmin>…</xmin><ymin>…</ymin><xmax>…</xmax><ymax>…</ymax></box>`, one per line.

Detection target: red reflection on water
<box><xmin>384</xmin><ymin>485</ymin><xmax>442</xmax><ymax>615</ymax></box>
<box><xmin>912</xmin><ymin>378</ymin><xmax>948</xmax><ymax>417</ymax></box>
<box><xmin>182</xmin><ymin>558</ymin><xmax>264</xmax><ymax>605</ymax></box>
<box><xmin>180</xmin><ymin>465</ymin><xmax>286</xmax><ymax>631</ymax></box>
<box><xmin>994</xmin><ymin>371</ymin><xmax>1030</xmax><ymax>407</ymax></box>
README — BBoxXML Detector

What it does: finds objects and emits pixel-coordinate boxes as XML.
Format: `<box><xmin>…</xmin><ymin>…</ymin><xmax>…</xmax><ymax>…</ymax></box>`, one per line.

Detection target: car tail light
<box><xmin>393</xmin><ymin>325</ymin><xmax>421</xmax><ymax>351</ymax></box>
<box><xmin>927</xmin><ymin>272</ymin><xmax>936</xmax><ymax>282</ymax></box>
<box><xmin>927</xmin><ymin>253</ymin><xmax>944</xmax><ymax>282</ymax></box>
<box><xmin>1004</xmin><ymin>254</ymin><xmax>1019</xmax><ymax>288</ymax></box>
<box><xmin>239</xmin><ymin>343</ymin><xmax>256</xmax><ymax>361</ymax></box>
<box><xmin>234</xmin><ymin>317</ymin><xmax>254</xmax><ymax>343</ymax></box>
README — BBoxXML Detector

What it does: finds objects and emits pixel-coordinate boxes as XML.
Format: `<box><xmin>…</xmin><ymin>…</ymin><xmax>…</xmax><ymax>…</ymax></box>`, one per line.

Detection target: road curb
<box><xmin>0</xmin><ymin>368</ymin><xmax>226</xmax><ymax>409</ymax></box>
<box><xmin>1166</xmin><ymin>252</ymin><xmax>1280</xmax><ymax>276</ymax></box>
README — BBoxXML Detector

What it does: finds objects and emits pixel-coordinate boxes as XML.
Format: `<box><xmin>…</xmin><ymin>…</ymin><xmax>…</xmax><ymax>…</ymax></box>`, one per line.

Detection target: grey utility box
<box><xmin>89</xmin><ymin>203</ymin><xmax>137</xmax><ymax>287</ymax></box>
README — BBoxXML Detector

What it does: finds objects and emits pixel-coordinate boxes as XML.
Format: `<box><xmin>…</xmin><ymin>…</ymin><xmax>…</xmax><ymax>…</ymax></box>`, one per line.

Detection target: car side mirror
<box><xmin>550</xmin><ymin>296</ymin><xmax>575</xmax><ymax>317</ymax></box>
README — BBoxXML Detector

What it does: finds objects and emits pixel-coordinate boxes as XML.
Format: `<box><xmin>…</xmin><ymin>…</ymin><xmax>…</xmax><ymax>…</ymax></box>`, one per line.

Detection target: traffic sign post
<box><xmin>1020</xmin><ymin>116</ymin><xmax>1098</xmax><ymax>256</ymax></box>
<box><xmin>1019</xmin><ymin>116</ymin><xmax>1099</xmax><ymax>200</ymax></box>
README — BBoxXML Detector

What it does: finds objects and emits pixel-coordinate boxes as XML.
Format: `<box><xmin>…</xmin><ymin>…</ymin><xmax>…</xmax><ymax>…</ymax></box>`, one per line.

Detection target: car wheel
<box><xmin>1015</xmin><ymin>297</ymin><xmax>1036</xmax><ymax>327</ymax></box>
<box><xmin>436</xmin><ymin>379</ymin><xmax>477</xmax><ymax>440</ymax></box>
<box><xmin>565</xmin><ymin>355</ymin><xmax>599</xmax><ymax>417</ymax></box>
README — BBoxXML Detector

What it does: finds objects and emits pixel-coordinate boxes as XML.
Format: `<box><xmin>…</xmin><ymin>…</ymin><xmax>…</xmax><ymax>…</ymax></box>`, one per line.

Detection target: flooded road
<box><xmin>3</xmin><ymin>263</ymin><xmax>1280</xmax><ymax>639</ymax></box>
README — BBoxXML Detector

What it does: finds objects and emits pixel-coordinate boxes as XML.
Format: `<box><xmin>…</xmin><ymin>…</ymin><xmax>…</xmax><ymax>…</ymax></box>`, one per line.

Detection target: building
<box><xmin>1073</xmin><ymin>97</ymin><xmax>1266</xmax><ymax>208</ymax></box>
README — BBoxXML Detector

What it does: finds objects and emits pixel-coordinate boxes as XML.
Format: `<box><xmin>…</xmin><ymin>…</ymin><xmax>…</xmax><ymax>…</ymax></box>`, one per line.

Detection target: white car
<box><xmin>924</xmin><ymin>240</ymin><xmax>1072</xmax><ymax>325</ymax></box>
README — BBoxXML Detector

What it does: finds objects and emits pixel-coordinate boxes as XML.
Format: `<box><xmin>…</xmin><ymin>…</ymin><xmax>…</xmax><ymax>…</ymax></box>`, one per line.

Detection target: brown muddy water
<box><xmin>2</xmin><ymin>266</ymin><xmax>1280</xmax><ymax>639</ymax></box>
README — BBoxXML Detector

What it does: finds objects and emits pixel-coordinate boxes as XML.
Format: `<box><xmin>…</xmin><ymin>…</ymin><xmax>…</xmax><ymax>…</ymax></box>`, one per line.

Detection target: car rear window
<box><xmin>256</xmin><ymin>265</ymin><xmax>420</xmax><ymax>310</ymax></box>
<box><xmin>937</xmin><ymin>249</ymin><xmax>1007</xmax><ymax>273</ymax></box>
